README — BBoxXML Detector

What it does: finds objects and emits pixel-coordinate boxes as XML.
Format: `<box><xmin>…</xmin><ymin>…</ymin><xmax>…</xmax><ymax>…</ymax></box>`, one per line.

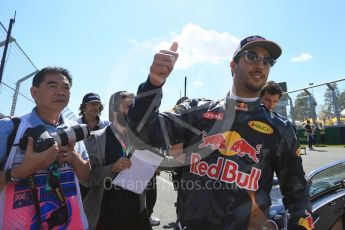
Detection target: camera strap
<box><xmin>28</xmin><ymin>175</ymin><xmax>43</xmax><ymax>228</ymax></box>
<box><xmin>28</xmin><ymin>168</ymin><xmax>69</xmax><ymax>229</ymax></box>
<box><xmin>47</xmin><ymin>170</ymin><xmax>69</xmax><ymax>227</ymax></box>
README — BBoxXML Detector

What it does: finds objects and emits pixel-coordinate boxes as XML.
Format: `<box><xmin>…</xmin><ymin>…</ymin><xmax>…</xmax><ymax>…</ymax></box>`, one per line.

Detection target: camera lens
<box><xmin>52</xmin><ymin>124</ymin><xmax>90</xmax><ymax>146</ymax></box>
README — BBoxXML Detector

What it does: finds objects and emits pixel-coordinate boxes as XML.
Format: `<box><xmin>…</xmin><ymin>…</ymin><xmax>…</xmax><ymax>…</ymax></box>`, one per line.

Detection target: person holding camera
<box><xmin>82</xmin><ymin>91</ymin><xmax>152</xmax><ymax>230</ymax></box>
<box><xmin>0</xmin><ymin>67</ymin><xmax>90</xmax><ymax>229</ymax></box>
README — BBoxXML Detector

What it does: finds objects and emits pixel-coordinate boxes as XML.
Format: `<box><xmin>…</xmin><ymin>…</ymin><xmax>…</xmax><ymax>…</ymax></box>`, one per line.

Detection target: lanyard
<box><xmin>110</xmin><ymin>125</ymin><xmax>132</xmax><ymax>158</ymax></box>
<box><xmin>117</xmin><ymin>135</ymin><xmax>132</xmax><ymax>158</ymax></box>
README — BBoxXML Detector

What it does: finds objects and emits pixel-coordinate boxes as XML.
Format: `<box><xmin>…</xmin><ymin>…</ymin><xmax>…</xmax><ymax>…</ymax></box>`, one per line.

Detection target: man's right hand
<box><xmin>12</xmin><ymin>137</ymin><xmax>59</xmax><ymax>179</ymax></box>
<box><xmin>149</xmin><ymin>42</ymin><xmax>179</xmax><ymax>86</ymax></box>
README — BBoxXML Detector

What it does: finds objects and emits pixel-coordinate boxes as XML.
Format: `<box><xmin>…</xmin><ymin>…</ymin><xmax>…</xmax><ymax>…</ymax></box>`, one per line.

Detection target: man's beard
<box><xmin>86</xmin><ymin>110</ymin><xmax>99</xmax><ymax>118</ymax></box>
<box><xmin>116</xmin><ymin>112</ymin><xmax>128</xmax><ymax>126</ymax></box>
<box><xmin>244</xmin><ymin>82</ymin><xmax>264</xmax><ymax>93</ymax></box>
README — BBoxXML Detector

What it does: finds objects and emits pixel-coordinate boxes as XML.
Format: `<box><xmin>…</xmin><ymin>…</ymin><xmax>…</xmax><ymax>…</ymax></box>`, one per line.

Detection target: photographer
<box><xmin>0</xmin><ymin>67</ymin><xmax>90</xmax><ymax>229</ymax></box>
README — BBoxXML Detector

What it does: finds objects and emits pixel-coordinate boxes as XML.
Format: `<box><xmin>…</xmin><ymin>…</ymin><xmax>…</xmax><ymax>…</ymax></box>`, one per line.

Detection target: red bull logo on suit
<box><xmin>199</xmin><ymin>131</ymin><xmax>261</xmax><ymax>163</ymax></box>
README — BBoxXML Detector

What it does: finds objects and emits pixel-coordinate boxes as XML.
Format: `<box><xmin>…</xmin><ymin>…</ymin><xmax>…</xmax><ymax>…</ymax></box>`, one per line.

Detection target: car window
<box><xmin>309</xmin><ymin>162</ymin><xmax>345</xmax><ymax>198</ymax></box>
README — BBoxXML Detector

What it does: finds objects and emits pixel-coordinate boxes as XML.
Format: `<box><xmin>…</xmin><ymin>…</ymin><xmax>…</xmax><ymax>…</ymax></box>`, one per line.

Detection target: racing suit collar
<box><xmin>227</xmin><ymin>91</ymin><xmax>258</xmax><ymax>102</ymax></box>
<box><xmin>225</xmin><ymin>92</ymin><xmax>261</xmax><ymax>112</ymax></box>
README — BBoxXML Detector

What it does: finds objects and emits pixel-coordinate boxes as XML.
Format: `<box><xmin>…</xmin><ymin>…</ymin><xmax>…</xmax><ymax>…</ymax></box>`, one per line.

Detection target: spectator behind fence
<box><xmin>318</xmin><ymin>122</ymin><xmax>327</xmax><ymax>145</ymax></box>
<box><xmin>82</xmin><ymin>91</ymin><xmax>152</xmax><ymax>230</ymax></box>
<box><xmin>128</xmin><ymin>36</ymin><xmax>313</xmax><ymax>229</ymax></box>
<box><xmin>305</xmin><ymin>120</ymin><xmax>315</xmax><ymax>150</ymax></box>
<box><xmin>0</xmin><ymin>67</ymin><xmax>90</xmax><ymax>229</ymax></box>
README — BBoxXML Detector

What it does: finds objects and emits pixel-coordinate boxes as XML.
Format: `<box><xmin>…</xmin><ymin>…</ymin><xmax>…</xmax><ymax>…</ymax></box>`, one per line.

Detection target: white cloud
<box><xmin>153</xmin><ymin>23</ymin><xmax>240</xmax><ymax>69</ymax></box>
<box><xmin>291</xmin><ymin>53</ymin><xmax>312</xmax><ymax>62</ymax></box>
<box><xmin>129</xmin><ymin>39</ymin><xmax>138</xmax><ymax>46</ymax></box>
<box><xmin>192</xmin><ymin>80</ymin><xmax>204</xmax><ymax>88</ymax></box>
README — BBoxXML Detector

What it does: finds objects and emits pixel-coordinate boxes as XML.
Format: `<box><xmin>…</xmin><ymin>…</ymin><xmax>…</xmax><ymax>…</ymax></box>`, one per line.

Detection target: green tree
<box><xmin>293</xmin><ymin>92</ymin><xmax>309</xmax><ymax>121</ymax></box>
<box><xmin>322</xmin><ymin>83</ymin><xmax>340</xmax><ymax>118</ymax></box>
<box><xmin>339</xmin><ymin>90</ymin><xmax>345</xmax><ymax>112</ymax></box>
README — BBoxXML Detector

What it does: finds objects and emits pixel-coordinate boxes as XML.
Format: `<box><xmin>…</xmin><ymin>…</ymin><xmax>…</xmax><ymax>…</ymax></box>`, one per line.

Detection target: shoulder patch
<box><xmin>248</xmin><ymin>121</ymin><xmax>273</xmax><ymax>134</ymax></box>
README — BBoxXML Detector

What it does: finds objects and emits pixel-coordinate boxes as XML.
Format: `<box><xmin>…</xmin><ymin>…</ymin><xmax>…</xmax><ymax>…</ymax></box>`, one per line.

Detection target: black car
<box><xmin>269</xmin><ymin>159</ymin><xmax>345</xmax><ymax>229</ymax></box>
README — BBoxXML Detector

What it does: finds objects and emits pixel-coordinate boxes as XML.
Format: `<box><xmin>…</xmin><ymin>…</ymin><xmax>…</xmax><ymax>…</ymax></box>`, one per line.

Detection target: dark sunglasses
<box><xmin>240</xmin><ymin>50</ymin><xmax>276</xmax><ymax>68</ymax></box>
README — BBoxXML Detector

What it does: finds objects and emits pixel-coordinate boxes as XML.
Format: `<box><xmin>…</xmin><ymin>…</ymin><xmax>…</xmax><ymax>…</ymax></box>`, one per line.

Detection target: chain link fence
<box><xmin>0</xmin><ymin>21</ymin><xmax>76</xmax><ymax>120</ymax></box>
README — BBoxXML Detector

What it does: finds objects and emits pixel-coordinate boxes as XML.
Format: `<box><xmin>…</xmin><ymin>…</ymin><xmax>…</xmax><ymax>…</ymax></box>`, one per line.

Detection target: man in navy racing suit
<box><xmin>128</xmin><ymin>36</ymin><xmax>313</xmax><ymax>230</ymax></box>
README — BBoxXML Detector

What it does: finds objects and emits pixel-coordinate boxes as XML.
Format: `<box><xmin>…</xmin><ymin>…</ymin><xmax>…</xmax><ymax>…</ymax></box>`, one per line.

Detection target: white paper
<box><xmin>112</xmin><ymin>149</ymin><xmax>164</xmax><ymax>194</ymax></box>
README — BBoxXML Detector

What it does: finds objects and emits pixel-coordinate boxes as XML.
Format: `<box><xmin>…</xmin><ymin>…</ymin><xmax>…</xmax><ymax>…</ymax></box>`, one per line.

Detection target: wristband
<box><xmin>5</xmin><ymin>168</ymin><xmax>20</xmax><ymax>183</ymax></box>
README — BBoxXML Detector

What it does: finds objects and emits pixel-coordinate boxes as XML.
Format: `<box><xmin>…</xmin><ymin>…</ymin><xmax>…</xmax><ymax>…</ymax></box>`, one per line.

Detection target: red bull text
<box><xmin>190</xmin><ymin>153</ymin><xmax>262</xmax><ymax>191</ymax></box>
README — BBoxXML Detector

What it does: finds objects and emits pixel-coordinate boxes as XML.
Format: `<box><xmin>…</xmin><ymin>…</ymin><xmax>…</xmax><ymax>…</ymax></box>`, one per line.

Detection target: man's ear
<box><xmin>30</xmin><ymin>86</ymin><xmax>38</xmax><ymax>102</ymax></box>
<box><xmin>230</xmin><ymin>60</ymin><xmax>236</xmax><ymax>77</ymax></box>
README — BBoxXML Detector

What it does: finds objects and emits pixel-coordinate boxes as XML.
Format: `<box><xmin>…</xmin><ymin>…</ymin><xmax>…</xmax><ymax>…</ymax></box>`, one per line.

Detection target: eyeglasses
<box><xmin>240</xmin><ymin>50</ymin><xmax>276</xmax><ymax>68</ymax></box>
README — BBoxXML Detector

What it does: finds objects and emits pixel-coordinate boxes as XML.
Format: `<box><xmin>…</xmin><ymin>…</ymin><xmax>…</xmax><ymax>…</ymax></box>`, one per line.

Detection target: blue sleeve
<box><xmin>75</xmin><ymin>140</ymin><xmax>89</xmax><ymax>161</ymax></box>
<box><xmin>0</xmin><ymin>118</ymin><xmax>15</xmax><ymax>165</ymax></box>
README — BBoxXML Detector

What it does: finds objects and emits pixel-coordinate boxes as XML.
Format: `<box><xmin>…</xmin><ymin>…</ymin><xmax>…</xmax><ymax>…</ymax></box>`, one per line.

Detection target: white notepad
<box><xmin>112</xmin><ymin>149</ymin><xmax>164</xmax><ymax>194</ymax></box>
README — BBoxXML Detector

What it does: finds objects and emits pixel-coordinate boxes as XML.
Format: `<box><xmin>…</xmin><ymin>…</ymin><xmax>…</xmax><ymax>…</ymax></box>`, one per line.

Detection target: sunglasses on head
<box><xmin>240</xmin><ymin>50</ymin><xmax>276</xmax><ymax>68</ymax></box>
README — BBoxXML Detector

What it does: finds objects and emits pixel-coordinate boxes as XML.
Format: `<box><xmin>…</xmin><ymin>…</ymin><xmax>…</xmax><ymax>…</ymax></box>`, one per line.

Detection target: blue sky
<box><xmin>1</xmin><ymin>0</ymin><xmax>345</xmax><ymax>119</ymax></box>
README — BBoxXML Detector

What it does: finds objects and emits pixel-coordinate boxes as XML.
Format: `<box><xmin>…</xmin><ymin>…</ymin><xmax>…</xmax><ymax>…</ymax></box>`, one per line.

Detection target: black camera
<box><xmin>19</xmin><ymin>124</ymin><xmax>90</xmax><ymax>152</ymax></box>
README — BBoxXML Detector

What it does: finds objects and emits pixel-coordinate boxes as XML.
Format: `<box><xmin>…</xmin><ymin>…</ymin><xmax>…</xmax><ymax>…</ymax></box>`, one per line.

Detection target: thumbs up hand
<box><xmin>149</xmin><ymin>42</ymin><xmax>179</xmax><ymax>86</ymax></box>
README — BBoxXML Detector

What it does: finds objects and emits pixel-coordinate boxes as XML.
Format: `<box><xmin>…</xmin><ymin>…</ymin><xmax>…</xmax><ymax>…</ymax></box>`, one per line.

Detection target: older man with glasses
<box><xmin>128</xmin><ymin>35</ymin><xmax>313</xmax><ymax>230</ymax></box>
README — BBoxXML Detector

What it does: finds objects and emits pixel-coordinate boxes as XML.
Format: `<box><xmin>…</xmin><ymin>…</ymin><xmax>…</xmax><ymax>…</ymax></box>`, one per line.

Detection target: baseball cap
<box><xmin>82</xmin><ymin>93</ymin><xmax>101</xmax><ymax>104</ymax></box>
<box><xmin>233</xmin><ymin>35</ymin><xmax>282</xmax><ymax>60</ymax></box>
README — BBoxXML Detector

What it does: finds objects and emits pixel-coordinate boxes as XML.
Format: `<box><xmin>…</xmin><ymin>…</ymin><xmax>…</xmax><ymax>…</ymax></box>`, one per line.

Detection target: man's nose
<box><xmin>56</xmin><ymin>88</ymin><xmax>66</xmax><ymax>95</ymax></box>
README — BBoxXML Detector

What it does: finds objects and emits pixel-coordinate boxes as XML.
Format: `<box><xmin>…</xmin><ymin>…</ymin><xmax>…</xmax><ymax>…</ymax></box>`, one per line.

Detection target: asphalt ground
<box><xmin>152</xmin><ymin>146</ymin><xmax>345</xmax><ymax>230</ymax></box>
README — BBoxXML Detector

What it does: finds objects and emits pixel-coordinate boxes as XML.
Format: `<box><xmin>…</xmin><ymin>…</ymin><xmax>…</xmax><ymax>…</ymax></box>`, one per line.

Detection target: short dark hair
<box><xmin>260</xmin><ymin>81</ymin><xmax>283</xmax><ymax>98</ymax></box>
<box><xmin>78</xmin><ymin>103</ymin><xmax>104</xmax><ymax>116</ymax></box>
<box><xmin>32</xmin><ymin>67</ymin><xmax>72</xmax><ymax>87</ymax></box>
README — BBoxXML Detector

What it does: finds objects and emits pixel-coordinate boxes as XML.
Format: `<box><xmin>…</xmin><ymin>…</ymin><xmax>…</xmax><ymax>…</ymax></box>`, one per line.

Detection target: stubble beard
<box><xmin>244</xmin><ymin>81</ymin><xmax>264</xmax><ymax>93</ymax></box>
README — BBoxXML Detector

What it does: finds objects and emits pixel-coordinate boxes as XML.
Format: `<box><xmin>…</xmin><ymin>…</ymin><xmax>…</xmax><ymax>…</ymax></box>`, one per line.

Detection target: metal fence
<box><xmin>275</xmin><ymin>78</ymin><xmax>345</xmax><ymax>128</ymax></box>
<box><xmin>0</xmin><ymin>21</ymin><xmax>76</xmax><ymax>120</ymax></box>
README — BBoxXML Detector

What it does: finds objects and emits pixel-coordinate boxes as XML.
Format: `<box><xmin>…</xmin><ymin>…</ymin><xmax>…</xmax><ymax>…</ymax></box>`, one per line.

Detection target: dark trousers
<box><xmin>146</xmin><ymin>176</ymin><xmax>157</xmax><ymax>216</ymax></box>
<box><xmin>307</xmin><ymin>133</ymin><xmax>313</xmax><ymax>149</ymax></box>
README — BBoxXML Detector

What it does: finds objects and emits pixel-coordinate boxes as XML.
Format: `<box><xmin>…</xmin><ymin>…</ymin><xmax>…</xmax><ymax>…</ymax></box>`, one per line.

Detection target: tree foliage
<box><xmin>293</xmin><ymin>91</ymin><xmax>309</xmax><ymax>121</ymax></box>
<box><xmin>322</xmin><ymin>83</ymin><xmax>340</xmax><ymax>118</ymax></box>
<box><xmin>339</xmin><ymin>91</ymin><xmax>345</xmax><ymax>112</ymax></box>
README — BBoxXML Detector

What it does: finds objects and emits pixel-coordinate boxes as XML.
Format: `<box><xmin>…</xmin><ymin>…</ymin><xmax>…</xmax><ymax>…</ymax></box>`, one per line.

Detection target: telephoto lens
<box><xmin>52</xmin><ymin>124</ymin><xmax>90</xmax><ymax>146</ymax></box>
<box><xmin>19</xmin><ymin>124</ymin><xmax>91</xmax><ymax>152</ymax></box>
